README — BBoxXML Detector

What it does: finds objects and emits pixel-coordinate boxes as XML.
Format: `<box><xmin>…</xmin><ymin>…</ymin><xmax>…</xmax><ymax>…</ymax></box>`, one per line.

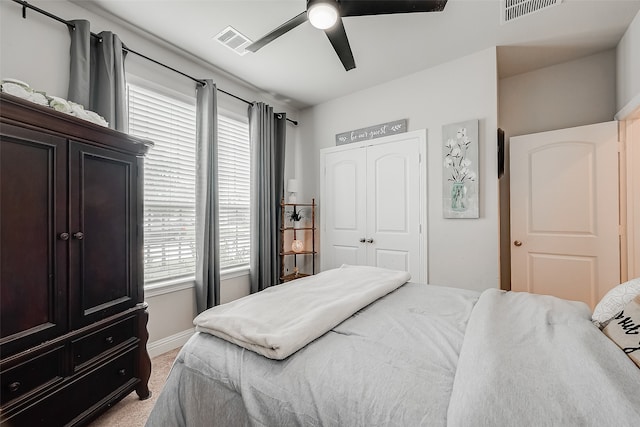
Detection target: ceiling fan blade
<box><xmin>324</xmin><ymin>17</ymin><xmax>356</xmax><ymax>71</ymax></box>
<box><xmin>339</xmin><ymin>0</ymin><xmax>448</xmax><ymax>17</ymax></box>
<box><xmin>245</xmin><ymin>11</ymin><xmax>308</xmax><ymax>52</ymax></box>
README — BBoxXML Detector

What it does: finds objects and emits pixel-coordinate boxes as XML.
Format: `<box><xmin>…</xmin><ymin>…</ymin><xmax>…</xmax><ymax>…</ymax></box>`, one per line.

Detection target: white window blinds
<box><xmin>218</xmin><ymin>115</ymin><xmax>251</xmax><ymax>269</ymax></box>
<box><xmin>127</xmin><ymin>84</ymin><xmax>197</xmax><ymax>284</ymax></box>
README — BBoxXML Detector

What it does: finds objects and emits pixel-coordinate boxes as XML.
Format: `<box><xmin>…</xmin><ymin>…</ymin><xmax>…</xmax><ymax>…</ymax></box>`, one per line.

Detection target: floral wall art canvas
<box><xmin>443</xmin><ymin>119</ymin><xmax>479</xmax><ymax>218</ymax></box>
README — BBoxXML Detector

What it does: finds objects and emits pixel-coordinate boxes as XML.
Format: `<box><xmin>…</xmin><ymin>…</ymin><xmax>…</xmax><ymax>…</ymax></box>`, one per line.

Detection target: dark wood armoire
<box><xmin>0</xmin><ymin>93</ymin><xmax>153</xmax><ymax>426</ymax></box>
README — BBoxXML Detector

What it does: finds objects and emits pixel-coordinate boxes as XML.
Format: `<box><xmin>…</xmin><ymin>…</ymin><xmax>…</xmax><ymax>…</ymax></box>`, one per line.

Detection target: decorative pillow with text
<box><xmin>592</xmin><ymin>277</ymin><xmax>640</xmax><ymax>328</ymax></box>
<box><xmin>603</xmin><ymin>295</ymin><xmax>640</xmax><ymax>369</ymax></box>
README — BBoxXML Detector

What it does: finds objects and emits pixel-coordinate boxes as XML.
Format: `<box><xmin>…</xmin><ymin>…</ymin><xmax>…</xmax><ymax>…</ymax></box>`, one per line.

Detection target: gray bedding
<box><xmin>146</xmin><ymin>284</ymin><xmax>640</xmax><ymax>426</ymax></box>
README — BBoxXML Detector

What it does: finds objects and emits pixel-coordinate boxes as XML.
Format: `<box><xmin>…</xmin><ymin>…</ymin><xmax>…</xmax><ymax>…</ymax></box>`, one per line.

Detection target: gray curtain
<box><xmin>195</xmin><ymin>80</ymin><xmax>221</xmax><ymax>313</ymax></box>
<box><xmin>249</xmin><ymin>103</ymin><xmax>287</xmax><ymax>293</ymax></box>
<box><xmin>68</xmin><ymin>20</ymin><xmax>128</xmax><ymax>131</ymax></box>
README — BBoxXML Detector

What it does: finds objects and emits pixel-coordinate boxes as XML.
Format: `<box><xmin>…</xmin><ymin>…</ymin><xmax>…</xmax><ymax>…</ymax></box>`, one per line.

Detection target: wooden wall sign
<box><xmin>335</xmin><ymin>119</ymin><xmax>407</xmax><ymax>145</ymax></box>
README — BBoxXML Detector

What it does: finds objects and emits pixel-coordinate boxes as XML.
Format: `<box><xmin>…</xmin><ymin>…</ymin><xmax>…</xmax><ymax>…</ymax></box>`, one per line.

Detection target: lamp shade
<box><xmin>287</xmin><ymin>178</ymin><xmax>299</xmax><ymax>193</ymax></box>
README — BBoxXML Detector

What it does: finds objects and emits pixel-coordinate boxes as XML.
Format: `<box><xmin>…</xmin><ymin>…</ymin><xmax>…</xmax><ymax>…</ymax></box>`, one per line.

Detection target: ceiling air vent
<box><xmin>215</xmin><ymin>26</ymin><xmax>252</xmax><ymax>56</ymax></box>
<box><xmin>502</xmin><ymin>0</ymin><xmax>563</xmax><ymax>24</ymax></box>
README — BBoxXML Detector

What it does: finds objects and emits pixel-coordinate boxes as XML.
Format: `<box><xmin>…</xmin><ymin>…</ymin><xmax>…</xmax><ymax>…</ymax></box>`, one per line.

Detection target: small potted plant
<box><xmin>288</xmin><ymin>207</ymin><xmax>303</xmax><ymax>228</ymax></box>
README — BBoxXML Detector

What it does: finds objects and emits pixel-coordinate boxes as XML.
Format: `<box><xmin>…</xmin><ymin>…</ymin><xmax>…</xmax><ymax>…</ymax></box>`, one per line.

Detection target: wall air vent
<box><xmin>215</xmin><ymin>26</ymin><xmax>252</xmax><ymax>56</ymax></box>
<box><xmin>502</xmin><ymin>0</ymin><xmax>563</xmax><ymax>24</ymax></box>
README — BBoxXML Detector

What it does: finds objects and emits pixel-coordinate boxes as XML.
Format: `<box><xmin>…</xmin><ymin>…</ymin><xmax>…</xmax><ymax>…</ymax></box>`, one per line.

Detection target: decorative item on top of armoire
<box><xmin>0</xmin><ymin>92</ymin><xmax>153</xmax><ymax>426</ymax></box>
<box><xmin>443</xmin><ymin>119</ymin><xmax>479</xmax><ymax>218</ymax></box>
<box><xmin>280</xmin><ymin>198</ymin><xmax>316</xmax><ymax>282</ymax></box>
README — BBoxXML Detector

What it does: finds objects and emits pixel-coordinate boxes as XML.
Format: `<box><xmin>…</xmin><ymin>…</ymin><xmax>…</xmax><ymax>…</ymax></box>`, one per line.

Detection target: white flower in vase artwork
<box><xmin>442</xmin><ymin>120</ymin><xmax>479</xmax><ymax>218</ymax></box>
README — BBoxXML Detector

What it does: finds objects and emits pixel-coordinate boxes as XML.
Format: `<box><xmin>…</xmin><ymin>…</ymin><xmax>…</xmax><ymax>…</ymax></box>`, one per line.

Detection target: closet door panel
<box><xmin>68</xmin><ymin>141</ymin><xmax>138</xmax><ymax>328</ymax></box>
<box><xmin>0</xmin><ymin>126</ymin><xmax>67</xmax><ymax>354</ymax></box>
<box><xmin>366</xmin><ymin>139</ymin><xmax>421</xmax><ymax>280</ymax></box>
<box><xmin>322</xmin><ymin>149</ymin><xmax>367</xmax><ymax>270</ymax></box>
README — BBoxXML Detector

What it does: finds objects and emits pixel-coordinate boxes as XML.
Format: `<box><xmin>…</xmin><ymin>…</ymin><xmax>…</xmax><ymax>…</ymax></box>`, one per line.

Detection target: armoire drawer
<box><xmin>0</xmin><ymin>346</ymin><xmax>65</xmax><ymax>407</ymax></box>
<box><xmin>1</xmin><ymin>347</ymin><xmax>138</xmax><ymax>427</ymax></box>
<box><xmin>71</xmin><ymin>316</ymin><xmax>137</xmax><ymax>369</ymax></box>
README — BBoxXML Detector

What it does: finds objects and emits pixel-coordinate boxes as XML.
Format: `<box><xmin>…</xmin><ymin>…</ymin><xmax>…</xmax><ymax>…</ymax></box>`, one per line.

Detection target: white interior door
<box><xmin>322</xmin><ymin>148</ymin><xmax>367</xmax><ymax>270</ymax></box>
<box><xmin>366</xmin><ymin>140</ymin><xmax>421</xmax><ymax>280</ymax></box>
<box><xmin>510</xmin><ymin>121</ymin><xmax>620</xmax><ymax>308</ymax></box>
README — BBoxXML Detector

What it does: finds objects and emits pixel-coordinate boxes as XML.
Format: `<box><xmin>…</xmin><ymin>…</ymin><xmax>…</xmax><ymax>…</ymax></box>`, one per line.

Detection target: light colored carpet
<box><xmin>88</xmin><ymin>347</ymin><xmax>180</xmax><ymax>427</ymax></box>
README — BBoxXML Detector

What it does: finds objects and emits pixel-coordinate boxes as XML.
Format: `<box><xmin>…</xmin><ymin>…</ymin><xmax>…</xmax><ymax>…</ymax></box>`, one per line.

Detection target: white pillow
<box><xmin>592</xmin><ymin>277</ymin><xmax>640</xmax><ymax>328</ymax></box>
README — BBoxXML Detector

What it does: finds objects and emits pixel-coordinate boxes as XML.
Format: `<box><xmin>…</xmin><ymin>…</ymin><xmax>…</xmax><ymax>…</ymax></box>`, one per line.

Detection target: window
<box><xmin>128</xmin><ymin>83</ymin><xmax>251</xmax><ymax>285</ymax></box>
<box><xmin>128</xmin><ymin>84</ymin><xmax>197</xmax><ymax>284</ymax></box>
<box><xmin>218</xmin><ymin>114</ymin><xmax>251</xmax><ymax>270</ymax></box>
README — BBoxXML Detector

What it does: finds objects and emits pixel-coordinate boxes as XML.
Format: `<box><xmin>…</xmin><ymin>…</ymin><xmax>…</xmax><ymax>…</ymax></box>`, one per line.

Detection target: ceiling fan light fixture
<box><xmin>307</xmin><ymin>0</ymin><xmax>339</xmax><ymax>30</ymax></box>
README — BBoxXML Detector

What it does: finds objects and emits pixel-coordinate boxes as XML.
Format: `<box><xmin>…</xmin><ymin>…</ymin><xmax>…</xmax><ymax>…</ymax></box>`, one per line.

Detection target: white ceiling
<box><xmin>78</xmin><ymin>0</ymin><xmax>640</xmax><ymax>109</ymax></box>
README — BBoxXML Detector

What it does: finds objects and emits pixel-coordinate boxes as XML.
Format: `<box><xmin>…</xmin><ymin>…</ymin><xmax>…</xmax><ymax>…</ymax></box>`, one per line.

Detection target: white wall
<box><xmin>0</xmin><ymin>0</ymin><xmax>297</xmax><ymax>351</ymax></box>
<box><xmin>298</xmin><ymin>48</ymin><xmax>499</xmax><ymax>292</ymax></box>
<box><xmin>500</xmin><ymin>50</ymin><xmax>617</xmax><ymax>138</ymax></box>
<box><xmin>617</xmin><ymin>10</ymin><xmax>640</xmax><ymax>114</ymax></box>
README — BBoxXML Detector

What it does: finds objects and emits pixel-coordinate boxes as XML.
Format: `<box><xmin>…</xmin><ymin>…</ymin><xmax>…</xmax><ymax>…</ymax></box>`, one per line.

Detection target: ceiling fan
<box><xmin>245</xmin><ymin>0</ymin><xmax>448</xmax><ymax>71</ymax></box>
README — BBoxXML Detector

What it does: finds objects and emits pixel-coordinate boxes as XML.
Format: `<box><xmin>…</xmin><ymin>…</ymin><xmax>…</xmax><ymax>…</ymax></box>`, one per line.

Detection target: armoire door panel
<box><xmin>69</xmin><ymin>142</ymin><xmax>137</xmax><ymax>327</ymax></box>
<box><xmin>0</xmin><ymin>126</ymin><xmax>67</xmax><ymax>354</ymax></box>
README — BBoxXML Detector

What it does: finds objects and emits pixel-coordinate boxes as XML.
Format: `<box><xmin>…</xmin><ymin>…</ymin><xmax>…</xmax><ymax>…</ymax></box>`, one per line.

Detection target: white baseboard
<box><xmin>147</xmin><ymin>328</ymin><xmax>194</xmax><ymax>358</ymax></box>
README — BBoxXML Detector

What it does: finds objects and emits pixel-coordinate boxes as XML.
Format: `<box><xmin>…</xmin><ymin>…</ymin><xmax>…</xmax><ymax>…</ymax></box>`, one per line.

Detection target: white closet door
<box><xmin>322</xmin><ymin>148</ymin><xmax>367</xmax><ymax>270</ymax></box>
<box><xmin>366</xmin><ymin>139</ymin><xmax>421</xmax><ymax>280</ymax></box>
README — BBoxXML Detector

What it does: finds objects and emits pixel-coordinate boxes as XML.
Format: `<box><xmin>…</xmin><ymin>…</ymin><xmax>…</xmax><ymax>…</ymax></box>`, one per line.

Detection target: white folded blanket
<box><xmin>194</xmin><ymin>265</ymin><xmax>411</xmax><ymax>359</ymax></box>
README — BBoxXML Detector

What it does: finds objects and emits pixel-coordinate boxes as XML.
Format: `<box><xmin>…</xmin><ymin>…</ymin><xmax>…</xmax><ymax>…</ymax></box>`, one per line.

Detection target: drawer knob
<box><xmin>8</xmin><ymin>381</ymin><xmax>21</xmax><ymax>393</ymax></box>
<box><xmin>118</xmin><ymin>369</ymin><xmax>127</xmax><ymax>376</ymax></box>
<box><xmin>105</xmin><ymin>336</ymin><xmax>114</xmax><ymax>344</ymax></box>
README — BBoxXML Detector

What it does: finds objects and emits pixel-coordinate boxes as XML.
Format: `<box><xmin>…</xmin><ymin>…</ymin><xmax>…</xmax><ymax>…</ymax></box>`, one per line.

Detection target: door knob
<box><xmin>58</xmin><ymin>232</ymin><xmax>70</xmax><ymax>241</ymax></box>
<box><xmin>73</xmin><ymin>232</ymin><xmax>84</xmax><ymax>240</ymax></box>
<box><xmin>359</xmin><ymin>238</ymin><xmax>366</xmax><ymax>243</ymax></box>
<box><xmin>366</xmin><ymin>238</ymin><xmax>374</xmax><ymax>244</ymax></box>
<box><xmin>513</xmin><ymin>240</ymin><xmax>522</xmax><ymax>247</ymax></box>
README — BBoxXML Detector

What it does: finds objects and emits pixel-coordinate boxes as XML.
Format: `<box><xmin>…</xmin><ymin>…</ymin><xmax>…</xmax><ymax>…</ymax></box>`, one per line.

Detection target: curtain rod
<box><xmin>12</xmin><ymin>0</ymin><xmax>299</xmax><ymax>126</ymax></box>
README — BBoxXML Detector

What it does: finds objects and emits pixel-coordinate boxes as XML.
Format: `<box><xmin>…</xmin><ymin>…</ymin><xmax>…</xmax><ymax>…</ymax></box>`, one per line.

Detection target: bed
<box><xmin>145</xmin><ymin>266</ymin><xmax>640</xmax><ymax>426</ymax></box>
